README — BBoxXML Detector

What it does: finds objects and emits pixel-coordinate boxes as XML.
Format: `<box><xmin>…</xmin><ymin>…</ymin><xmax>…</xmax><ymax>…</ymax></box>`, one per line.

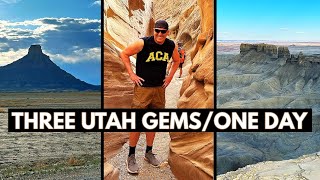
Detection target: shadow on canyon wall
<box><xmin>104</xmin><ymin>0</ymin><xmax>213</xmax><ymax>179</ymax></box>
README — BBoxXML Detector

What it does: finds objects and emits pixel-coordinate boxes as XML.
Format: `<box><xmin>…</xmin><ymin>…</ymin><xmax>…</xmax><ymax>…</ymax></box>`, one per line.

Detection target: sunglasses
<box><xmin>154</xmin><ymin>29</ymin><xmax>167</xmax><ymax>34</ymax></box>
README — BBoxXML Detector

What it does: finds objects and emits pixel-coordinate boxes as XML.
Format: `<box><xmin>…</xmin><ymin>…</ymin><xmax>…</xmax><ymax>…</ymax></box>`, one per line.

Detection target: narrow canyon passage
<box><xmin>104</xmin><ymin>0</ymin><xmax>214</xmax><ymax>179</ymax></box>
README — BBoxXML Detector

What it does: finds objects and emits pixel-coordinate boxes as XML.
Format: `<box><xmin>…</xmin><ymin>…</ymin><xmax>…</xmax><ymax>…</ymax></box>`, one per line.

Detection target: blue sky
<box><xmin>218</xmin><ymin>0</ymin><xmax>320</xmax><ymax>41</ymax></box>
<box><xmin>0</xmin><ymin>0</ymin><xmax>101</xmax><ymax>85</ymax></box>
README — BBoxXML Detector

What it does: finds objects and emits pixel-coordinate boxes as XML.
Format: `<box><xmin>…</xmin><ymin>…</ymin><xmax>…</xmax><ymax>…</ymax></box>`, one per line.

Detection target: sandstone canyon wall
<box><xmin>104</xmin><ymin>0</ymin><xmax>214</xmax><ymax>179</ymax></box>
<box><xmin>155</xmin><ymin>0</ymin><xmax>214</xmax><ymax>179</ymax></box>
<box><xmin>104</xmin><ymin>0</ymin><xmax>153</xmax><ymax>108</ymax></box>
<box><xmin>104</xmin><ymin>0</ymin><xmax>152</xmax><ymax>178</ymax></box>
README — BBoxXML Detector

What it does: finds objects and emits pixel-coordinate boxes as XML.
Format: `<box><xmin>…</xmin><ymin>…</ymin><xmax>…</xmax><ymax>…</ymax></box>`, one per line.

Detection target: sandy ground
<box><xmin>107</xmin><ymin>132</ymin><xmax>175</xmax><ymax>180</ymax></box>
<box><xmin>0</xmin><ymin>92</ymin><xmax>101</xmax><ymax>179</ymax></box>
<box><xmin>165</xmin><ymin>72</ymin><xmax>187</xmax><ymax>108</ymax></box>
<box><xmin>106</xmin><ymin>74</ymin><xmax>185</xmax><ymax>179</ymax></box>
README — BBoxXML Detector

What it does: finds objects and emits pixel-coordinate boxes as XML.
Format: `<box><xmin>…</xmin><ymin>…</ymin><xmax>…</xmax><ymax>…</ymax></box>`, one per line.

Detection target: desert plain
<box><xmin>0</xmin><ymin>91</ymin><xmax>101</xmax><ymax>179</ymax></box>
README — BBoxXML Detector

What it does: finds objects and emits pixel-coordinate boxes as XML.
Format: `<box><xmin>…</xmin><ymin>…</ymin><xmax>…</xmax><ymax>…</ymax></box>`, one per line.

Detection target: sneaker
<box><xmin>144</xmin><ymin>150</ymin><xmax>160</xmax><ymax>167</ymax></box>
<box><xmin>126</xmin><ymin>154</ymin><xmax>139</xmax><ymax>174</ymax></box>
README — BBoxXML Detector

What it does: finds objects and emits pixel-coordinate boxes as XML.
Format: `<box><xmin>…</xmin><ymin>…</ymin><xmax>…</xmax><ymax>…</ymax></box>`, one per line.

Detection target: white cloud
<box><xmin>33</xmin><ymin>24</ymin><xmax>57</xmax><ymax>35</ymax></box>
<box><xmin>0</xmin><ymin>0</ymin><xmax>21</xmax><ymax>4</ymax></box>
<box><xmin>47</xmin><ymin>47</ymin><xmax>101</xmax><ymax>63</ymax></box>
<box><xmin>0</xmin><ymin>17</ymin><xmax>99</xmax><ymax>39</ymax></box>
<box><xmin>91</xmin><ymin>0</ymin><xmax>101</xmax><ymax>6</ymax></box>
<box><xmin>296</xmin><ymin>31</ymin><xmax>305</xmax><ymax>34</ymax></box>
<box><xmin>0</xmin><ymin>48</ymin><xmax>27</xmax><ymax>66</ymax></box>
<box><xmin>280</xmin><ymin>28</ymin><xmax>289</xmax><ymax>31</ymax></box>
<box><xmin>0</xmin><ymin>19</ymin><xmax>55</xmax><ymax>39</ymax></box>
<box><xmin>0</xmin><ymin>17</ymin><xmax>100</xmax><ymax>65</ymax></box>
<box><xmin>0</xmin><ymin>28</ymin><xmax>34</xmax><ymax>39</ymax></box>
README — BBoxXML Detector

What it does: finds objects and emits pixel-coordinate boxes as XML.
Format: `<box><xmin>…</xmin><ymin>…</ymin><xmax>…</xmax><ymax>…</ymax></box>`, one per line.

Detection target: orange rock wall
<box><xmin>154</xmin><ymin>0</ymin><xmax>214</xmax><ymax>179</ymax></box>
<box><xmin>104</xmin><ymin>0</ymin><xmax>214</xmax><ymax>179</ymax></box>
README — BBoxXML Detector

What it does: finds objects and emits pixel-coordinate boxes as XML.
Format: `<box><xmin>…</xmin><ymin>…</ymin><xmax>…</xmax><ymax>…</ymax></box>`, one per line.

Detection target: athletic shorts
<box><xmin>179</xmin><ymin>62</ymin><xmax>184</xmax><ymax>68</ymax></box>
<box><xmin>131</xmin><ymin>85</ymin><xmax>165</xmax><ymax>109</ymax></box>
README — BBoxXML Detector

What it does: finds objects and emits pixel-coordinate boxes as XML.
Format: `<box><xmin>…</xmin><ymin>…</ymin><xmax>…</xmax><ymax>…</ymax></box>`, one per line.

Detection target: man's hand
<box><xmin>163</xmin><ymin>44</ymin><xmax>180</xmax><ymax>88</ymax></box>
<box><xmin>130</xmin><ymin>73</ymin><xmax>145</xmax><ymax>86</ymax></box>
<box><xmin>162</xmin><ymin>76</ymin><xmax>173</xmax><ymax>88</ymax></box>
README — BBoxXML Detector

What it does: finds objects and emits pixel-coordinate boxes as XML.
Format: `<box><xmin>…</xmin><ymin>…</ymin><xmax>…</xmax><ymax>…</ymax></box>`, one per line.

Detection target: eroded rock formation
<box><xmin>104</xmin><ymin>40</ymin><xmax>134</xmax><ymax>108</ymax></box>
<box><xmin>104</xmin><ymin>0</ymin><xmax>150</xmax><ymax>177</ymax></box>
<box><xmin>104</xmin><ymin>163</ymin><xmax>119</xmax><ymax>180</ymax></box>
<box><xmin>104</xmin><ymin>0</ymin><xmax>214</xmax><ymax>179</ymax></box>
<box><xmin>278</xmin><ymin>46</ymin><xmax>290</xmax><ymax>58</ymax></box>
<box><xmin>104</xmin><ymin>0</ymin><xmax>153</xmax><ymax>46</ymax></box>
<box><xmin>218</xmin><ymin>152</ymin><xmax>320</xmax><ymax>179</ymax></box>
<box><xmin>169</xmin><ymin>132</ymin><xmax>213</xmax><ymax>179</ymax></box>
<box><xmin>240</xmin><ymin>43</ymin><xmax>320</xmax><ymax>65</ymax></box>
<box><xmin>167</xmin><ymin>0</ymin><xmax>214</xmax><ymax>179</ymax></box>
<box><xmin>0</xmin><ymin>45</ymin><xmax>99</xmax><ymax>91</ymax></box>
<box><xmin>103</xmin><ymin>132</ymin><xmax>128</xmax><ymax>180</ymax></box>
<box><xmin>240</xmin><ymin>43</ymin><xmax>277</xmax><ymax>57</ymax></box>
<box><xmin>217</xmin><ymin>43</ymin><xmax>320</xmax><ymax>175</ymax></box>
<box><xmin>104</xmin><ymin>0</ymin><xmax>156</xmax><ymax>107</ymax></box>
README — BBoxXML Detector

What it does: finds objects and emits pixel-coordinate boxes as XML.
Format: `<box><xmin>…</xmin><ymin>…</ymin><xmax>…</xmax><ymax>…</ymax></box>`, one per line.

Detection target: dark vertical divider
<box><xmin>101</xmin><ymin>0</ymin><xmax>105</xmax><ymax>179</ymax></box>
<box><xmin>213</xmin><ymin>0</ymin><xmax>217</xmax><ymax>179</ymax></box>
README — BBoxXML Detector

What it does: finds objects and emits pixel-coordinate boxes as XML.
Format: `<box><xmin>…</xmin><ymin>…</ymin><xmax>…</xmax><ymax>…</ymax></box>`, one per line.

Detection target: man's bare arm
<box><xmin>163</xmin><ymin>44</ymin><xmax>180</xmax><ymax>88</ymax></box>
<box><xmin>120</xmin><ymin>39</ymin><xmax>145</xmax><ymax>86</ymax></box>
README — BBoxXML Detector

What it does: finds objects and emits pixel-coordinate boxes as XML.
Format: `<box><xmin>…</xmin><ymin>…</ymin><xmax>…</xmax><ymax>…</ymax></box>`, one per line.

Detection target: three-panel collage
<box><xmin>1</xmin><ymin>0</ymin><xmax>320</xmax><ymax>179</ymax></box>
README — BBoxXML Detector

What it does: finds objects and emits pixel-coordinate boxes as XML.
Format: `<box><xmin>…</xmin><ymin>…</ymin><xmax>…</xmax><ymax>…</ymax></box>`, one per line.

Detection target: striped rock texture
<box><xmin>104</xmin><ymin>0</ymin><xmax>213</xmax><ymax>179</ymax></box>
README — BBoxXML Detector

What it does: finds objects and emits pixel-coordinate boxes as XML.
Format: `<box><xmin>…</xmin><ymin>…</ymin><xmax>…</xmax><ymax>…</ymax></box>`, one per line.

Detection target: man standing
<box><xmin>120</xmin><ymin>20</ymin><xmax>180</xmax><ymax>174</ymax></box>
<box><xmin>177</xmin><ymin>42</ymin><xmax>185</xmax><ymax>78</ymax></box>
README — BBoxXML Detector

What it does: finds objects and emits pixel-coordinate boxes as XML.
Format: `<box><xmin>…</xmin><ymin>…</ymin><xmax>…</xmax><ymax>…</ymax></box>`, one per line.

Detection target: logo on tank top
<box><xmin>145</xmin><ymin>51</ymin><xmax>169</xmax><ymax>62</ymax></box>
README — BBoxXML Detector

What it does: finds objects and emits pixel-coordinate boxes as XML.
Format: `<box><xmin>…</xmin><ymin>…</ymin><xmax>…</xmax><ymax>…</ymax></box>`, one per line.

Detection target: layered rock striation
<box><xmin>217</xmin><ymin>43</ymin><xmax>320</xmax><ymax>175</ymax></box>
<box><xmin>104</xmin><ymin>0</ymin><xmax>214</xmax><ymax>179</ymax></box>
<box><xmin>167</xmin><ymin>0</ymin><xmax>214</xmax><ymax>179</ymax></box>
<box><xmin>218</xmin><ymin>152</ymin><xmax>320</xmax><ymax>180</ymax></box>
<box><xmin>240</xmin><ymin>43</ymin><xmax>278</xmax><ymax>57</ymax></box>
<box><xmin>104</xmin><ymin>1</ymin><xmax>149</xmax><ymax>178</ymax></box>
<box><xmin>240</xmin><ymin>43</ymin><xmax>320</xmax><ymax>65</ymax></box>
<box><xmin>104</xmin><ymin>0</ymin><xmax>155</xmax><ymax>108</ymax></box>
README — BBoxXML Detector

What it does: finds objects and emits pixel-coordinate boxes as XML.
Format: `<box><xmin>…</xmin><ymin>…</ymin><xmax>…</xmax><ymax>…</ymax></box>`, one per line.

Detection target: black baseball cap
<box><xmin>154</xmin><ymin>20</ymin><xmax>168</xmax><ymax>30</ymax></box>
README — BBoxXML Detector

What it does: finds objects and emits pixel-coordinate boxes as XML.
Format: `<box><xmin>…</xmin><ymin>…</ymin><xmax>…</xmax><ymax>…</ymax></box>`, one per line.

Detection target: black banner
<box><xmin>8</xmin><ymin>109</ymin><xmax>312</xmax><ymax>132</ymax></box>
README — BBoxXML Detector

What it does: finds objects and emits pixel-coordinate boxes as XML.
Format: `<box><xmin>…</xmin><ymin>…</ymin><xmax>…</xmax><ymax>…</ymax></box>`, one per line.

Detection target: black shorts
<box><xmin>179</xmin><ymin>62</ymin><xmax>184</xmax><ymax>68</ymax></box>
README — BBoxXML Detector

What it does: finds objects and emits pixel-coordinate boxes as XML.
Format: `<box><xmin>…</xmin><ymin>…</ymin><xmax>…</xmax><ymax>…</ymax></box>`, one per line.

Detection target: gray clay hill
<box><xmin>0</xmin><ymin>45</ymin><xmax>100</xmax><ymax>91</ymax></box>
<box><xmin>217</xmin><ymin>43</ymin><xmax>320</xmax><ymax>175</ymax></box>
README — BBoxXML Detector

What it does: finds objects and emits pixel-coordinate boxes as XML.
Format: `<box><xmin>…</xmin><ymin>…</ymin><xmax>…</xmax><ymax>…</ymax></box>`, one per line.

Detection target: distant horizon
<box><xmin>217</xmin><ymin>39</ymin><xmax>320</xmax><ymax>43</ymax></box>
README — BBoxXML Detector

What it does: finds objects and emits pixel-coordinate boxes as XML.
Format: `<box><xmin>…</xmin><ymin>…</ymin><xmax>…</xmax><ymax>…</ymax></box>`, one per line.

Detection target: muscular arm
<box><xmin>120</xmin><ymin>39</ymin><xmax>144</xmax><ymax>86</ymax></box>
<box><xmin>163</xmin><ymin>44</ymin><xmax>180</xmax><ymax>88</ymax></box>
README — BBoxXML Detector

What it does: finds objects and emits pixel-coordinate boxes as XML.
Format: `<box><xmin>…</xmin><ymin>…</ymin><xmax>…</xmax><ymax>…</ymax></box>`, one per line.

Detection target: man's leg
<box><xmin>144</xmin><ymin>87</ymin><xmax>165</xmax><ymax>167</ymax></box>
<box><xmin>144</xmin><ymin>132</ymin><xmax>160</xmax><ymax>167</ymax></box>
<box><xmin>146</xmin><ymin>132</ymin><xmax>156</xmax><ymax>153</ymax></box>
<box><xmin>146</xmin><ymin>132</ymin><xmax>155</xmax><ymax>146</ymax></box>
<box><xmin>127</xmin><ymin>86</ymin><xmax>151</xmax><ymax>174</ymax></box>
<box><xmin>178</xmin><ymin>63</ymin><xmax>183</xmax><ymax>78</ymax></box>
<box><xmin>127</xmin><ymin>132</ymin><xmax>140</xmax><ymax>174</ymax></box>
<box><xmin>129</xmin><ymin>132</ymin><xmax>141</xmax><ymax>156</ymax></box>
<box><xmin>129</xmin><ymin>132</ymin><xmax>141</xmax><ymax>147</ymax></box>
